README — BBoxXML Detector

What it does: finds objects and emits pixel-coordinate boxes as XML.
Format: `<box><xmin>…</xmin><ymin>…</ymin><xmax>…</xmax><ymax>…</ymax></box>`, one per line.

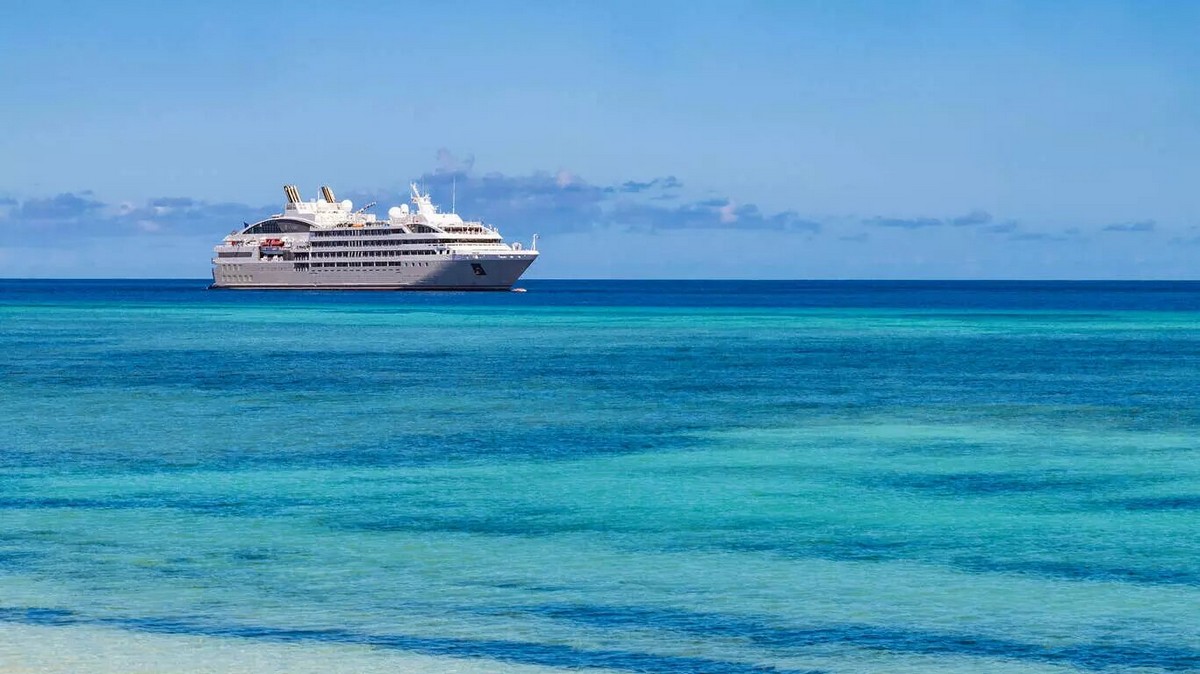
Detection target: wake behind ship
<box><xmin>210</xmin><ymin>184</ymin><xmax>538</xmax><ymax>290</ymax></box>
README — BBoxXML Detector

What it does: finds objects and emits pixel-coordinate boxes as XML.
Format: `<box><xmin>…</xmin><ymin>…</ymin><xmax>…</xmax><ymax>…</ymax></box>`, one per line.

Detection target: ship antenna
<box><xmin>452</xmin><ymin>175</ymin><xmax>457</xmax><ymax>214</ymax></box>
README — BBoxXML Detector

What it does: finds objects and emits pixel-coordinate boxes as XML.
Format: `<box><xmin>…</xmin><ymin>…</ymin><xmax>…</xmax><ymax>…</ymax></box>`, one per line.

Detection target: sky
<box><xmin>1</xmin><ymin>0</ymin><xmax>1198</xmax><ymax>279</ymax></box>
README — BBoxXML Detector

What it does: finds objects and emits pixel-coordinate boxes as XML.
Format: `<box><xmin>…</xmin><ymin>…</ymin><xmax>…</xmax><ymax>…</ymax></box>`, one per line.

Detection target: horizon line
<box><xmin>3</xmin><ymin>277</ymin><xmax>1200</xmax><ymax>284</ymax></box>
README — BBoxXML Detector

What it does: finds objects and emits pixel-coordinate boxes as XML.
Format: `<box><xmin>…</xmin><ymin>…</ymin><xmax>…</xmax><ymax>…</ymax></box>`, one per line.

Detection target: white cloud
<box><xmin>718</xmin><ymin>201</ymin><xmax>738</xmax><ymax>224</ymax></box>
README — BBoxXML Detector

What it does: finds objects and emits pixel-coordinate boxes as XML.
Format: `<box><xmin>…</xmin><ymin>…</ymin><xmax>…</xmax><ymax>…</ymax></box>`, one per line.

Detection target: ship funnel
<box><xmin>283</xmin><ymin>185</ymin><xmax>302</xmax><ymax>204</ymax></box>
<box><xmin>321</xmin><ymin>186</ymin><xmax>336</xmax><ymax>204</ymax></box>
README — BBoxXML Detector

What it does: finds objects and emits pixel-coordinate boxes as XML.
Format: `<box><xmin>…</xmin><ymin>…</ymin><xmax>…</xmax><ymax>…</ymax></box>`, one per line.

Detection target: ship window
<box><xmin>243</xmin><ymin>219</ymin><xmax>312</xmax><ymax>234</ymax></box>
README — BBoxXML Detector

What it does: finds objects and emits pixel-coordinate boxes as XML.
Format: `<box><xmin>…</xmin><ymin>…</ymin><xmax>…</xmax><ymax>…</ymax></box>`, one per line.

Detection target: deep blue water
<box><xmin>6</xmin><ymin>278</ymin><xmax>1200</xmax><ymax>310</ymax></box>
<box><xmin>2</xmin><ymin>279</ymin><xmax>1199</xmax><ymax>673</ymax></box>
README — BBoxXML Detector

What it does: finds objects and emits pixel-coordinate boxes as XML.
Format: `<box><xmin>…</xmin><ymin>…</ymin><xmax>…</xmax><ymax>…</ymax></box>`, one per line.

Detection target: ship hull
<box><xmin>211</xmin><ymin>256</ymin><xmax>535</xmax><ymax>291</ymax></box>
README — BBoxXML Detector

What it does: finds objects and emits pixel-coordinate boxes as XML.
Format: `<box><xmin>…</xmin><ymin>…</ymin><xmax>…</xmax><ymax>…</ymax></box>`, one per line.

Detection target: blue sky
<box><xmin>2</xmin><ymin>0</ymin><xmax>1197</xmax><ymax>278</ymax></box>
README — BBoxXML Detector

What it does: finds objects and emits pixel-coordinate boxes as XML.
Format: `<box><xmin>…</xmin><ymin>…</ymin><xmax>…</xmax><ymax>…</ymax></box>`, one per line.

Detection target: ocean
<box><xmin>1</xmin><ymin>279</ymin><xmax>1198</xmax><ymax>673</ymax></box>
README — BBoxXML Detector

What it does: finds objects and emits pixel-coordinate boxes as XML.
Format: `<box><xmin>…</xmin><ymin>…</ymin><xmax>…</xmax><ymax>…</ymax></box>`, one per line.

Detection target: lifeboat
<box><xmin>260</xmin><ymin>237</ymin><xmax>287</xmax><ymax>256</ymax></box>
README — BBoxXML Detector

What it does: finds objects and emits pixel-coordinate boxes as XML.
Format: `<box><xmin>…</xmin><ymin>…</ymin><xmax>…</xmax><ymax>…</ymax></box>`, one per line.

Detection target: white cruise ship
<box><xmin>210</xmin><ymin>184</ymin><xmax>538</xmax><ymax>290</ymax></box>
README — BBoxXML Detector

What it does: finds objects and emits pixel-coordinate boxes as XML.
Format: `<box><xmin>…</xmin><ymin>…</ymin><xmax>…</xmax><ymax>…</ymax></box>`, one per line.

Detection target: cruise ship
<box><xmin>210</xmin><ymin>184</ymin><xmax>538</xmax><ymax>290</ymax></box>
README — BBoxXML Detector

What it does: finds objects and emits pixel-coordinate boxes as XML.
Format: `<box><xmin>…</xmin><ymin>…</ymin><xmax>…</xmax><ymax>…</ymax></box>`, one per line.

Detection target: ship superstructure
<box><xmin>210</xmin><ymin>184</ymin><xmax>538</xmax><ymax>290</ymax></box>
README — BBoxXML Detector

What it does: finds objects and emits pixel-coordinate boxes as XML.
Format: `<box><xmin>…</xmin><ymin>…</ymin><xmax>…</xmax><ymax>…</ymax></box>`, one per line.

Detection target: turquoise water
<box><xmin>2</xmin><ymin>280</ymin><xmax>1199</xmax><ymax>673</ymax></box>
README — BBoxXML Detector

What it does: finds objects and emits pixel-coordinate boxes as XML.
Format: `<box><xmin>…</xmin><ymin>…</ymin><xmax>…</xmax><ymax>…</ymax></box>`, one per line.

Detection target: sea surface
<box><xmin>1</xmin><ymin>279</ymin><xmax>1199</xmax><ymax>674</ymax></box>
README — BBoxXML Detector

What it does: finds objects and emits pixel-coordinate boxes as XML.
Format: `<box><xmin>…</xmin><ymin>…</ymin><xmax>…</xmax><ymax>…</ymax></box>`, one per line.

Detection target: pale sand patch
<box><xmin>0</xmin><ymin>623</ymin><xmax>612</xmax><ymax>674</ymax></box>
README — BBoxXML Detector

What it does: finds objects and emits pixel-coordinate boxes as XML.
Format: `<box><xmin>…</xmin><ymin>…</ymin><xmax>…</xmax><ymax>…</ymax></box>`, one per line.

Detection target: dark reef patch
<box><xmin>520</xmin><ymin>603</ymin><xmax>1200</xmax><ymax>672</ymax></box>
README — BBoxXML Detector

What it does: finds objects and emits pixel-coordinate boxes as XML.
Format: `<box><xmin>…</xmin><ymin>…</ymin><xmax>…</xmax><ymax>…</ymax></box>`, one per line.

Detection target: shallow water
<box><xmin>2</xmin><ymin>280</ymin><xmax>1199</xmax><ymax>673</ymax></box>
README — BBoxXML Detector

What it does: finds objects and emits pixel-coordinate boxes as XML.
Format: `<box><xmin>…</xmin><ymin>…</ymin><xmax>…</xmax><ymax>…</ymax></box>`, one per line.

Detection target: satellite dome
<box><xmin>399</xmin><ymin>204</ymin><xmax>410</xmax><ymax>214</ymax></box>
<box><xmin>340</xmin><ymin>199</ymin><xmax>353</xmax><ymax>211</ymax></box>
<box><xmin>388</xmin><ymin>206</ymin><xmax>403</xmax><ymax>219</ymax></box>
